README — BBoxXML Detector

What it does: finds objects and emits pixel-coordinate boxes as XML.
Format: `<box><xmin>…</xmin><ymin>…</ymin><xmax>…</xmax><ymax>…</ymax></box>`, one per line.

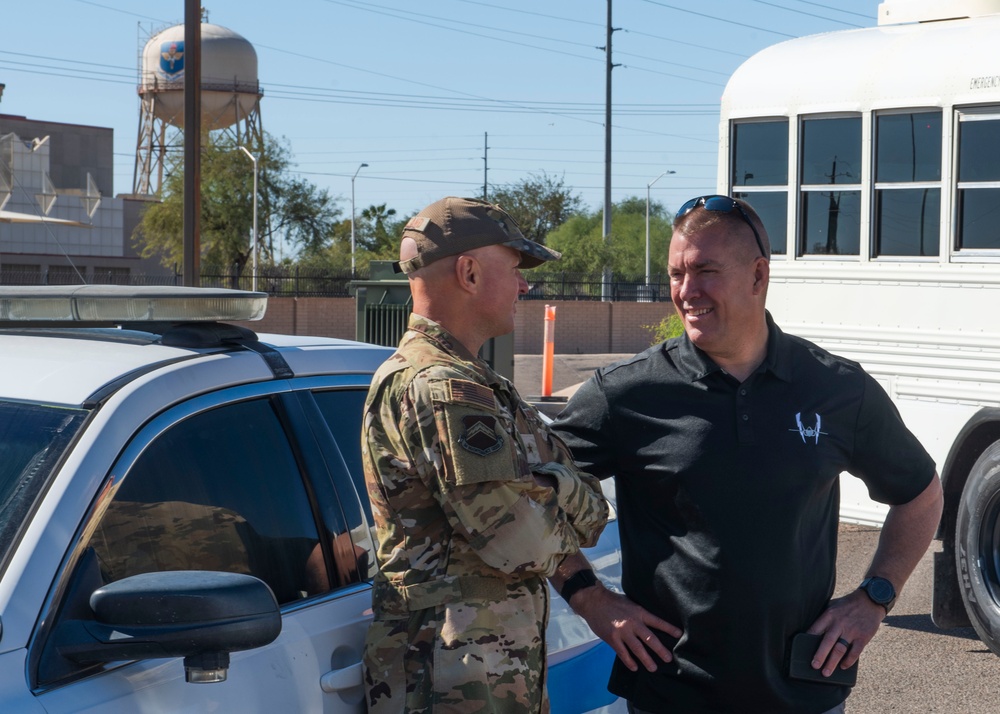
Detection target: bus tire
<box><xmin>956</xmin><ymin>441</ymin><xmax>1000</xmax><ymax>656</ymax></box>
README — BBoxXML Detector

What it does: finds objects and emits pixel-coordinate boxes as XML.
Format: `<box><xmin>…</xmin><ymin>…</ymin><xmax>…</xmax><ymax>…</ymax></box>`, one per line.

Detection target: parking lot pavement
<box><xmin>834</xmin><ymin>525</ymin><xmax>1000</xmax><ymax>712</ymax></box>
<box><xmin>515</xmin><ymin>355</ymin><xmax>1000</xmax><ymax>711</ymax></box>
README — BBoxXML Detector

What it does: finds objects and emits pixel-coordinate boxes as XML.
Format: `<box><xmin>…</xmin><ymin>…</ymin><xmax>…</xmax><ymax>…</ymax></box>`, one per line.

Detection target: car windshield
<box><xmin>0</xmin><ymin>402</ymin><xmax>88</xmax><ymax>572</ymax></box>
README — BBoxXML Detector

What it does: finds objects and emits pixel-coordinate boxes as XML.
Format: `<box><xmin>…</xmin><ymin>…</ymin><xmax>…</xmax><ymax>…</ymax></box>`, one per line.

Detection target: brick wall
<box><xmin>243</xmin><ymin>296</ymin><xmax>675</xmax><ymax>354</ymax></box>
<box><xmin>235</xmin><ymin>297</ymin><xmax>357</xmax><ymax>340</ymax></box>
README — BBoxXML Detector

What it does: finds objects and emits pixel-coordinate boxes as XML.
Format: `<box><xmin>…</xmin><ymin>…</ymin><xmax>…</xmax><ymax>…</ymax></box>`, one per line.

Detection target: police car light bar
<box><xmin>0</xmin><ymin>286</ymin><xmax>267</xmax><ymax>323</ymax></box>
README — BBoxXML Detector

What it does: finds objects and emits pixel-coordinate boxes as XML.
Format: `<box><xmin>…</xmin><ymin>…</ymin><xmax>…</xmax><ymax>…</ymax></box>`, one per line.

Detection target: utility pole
<box><xmin>182</xmin><ymin>0</ymin><xmax>201</xmax><ymax>286</ymax></box>
<box><xmin>601</xmin><ymin>0</ymin><xmax>620</xmax><ymax>300</ymax></box>
<box><xmin>238</xmin><ymin>146</ymin><xmax>258</xmax><ymax>292</ymax></box>
<box><xmin>483</xmin><ymin>132</ymin><xmax>489</xmax><ymax>201</ymax></box>
<box><xmin>351</xmin><ymin>163</ymin><xmax>368</xmax><ymax>277</ymax></box>
<box><xmin>646</xmin><ymin>170</ymin><xmax>675</xmax><ymax>285</ymax></box>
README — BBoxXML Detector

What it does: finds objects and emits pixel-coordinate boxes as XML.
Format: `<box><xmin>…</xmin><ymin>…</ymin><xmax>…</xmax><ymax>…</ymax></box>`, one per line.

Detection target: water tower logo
<box><xmin>159</xmin><ymin>41</ymin><xmax>184</xmax><ymax>77</ymax></box>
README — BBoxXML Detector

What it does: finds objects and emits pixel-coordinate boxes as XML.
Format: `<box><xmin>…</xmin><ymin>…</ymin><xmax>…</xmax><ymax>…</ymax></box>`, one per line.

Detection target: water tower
<box><xmin>132</xmin><ymin>23</ymin><xmax>263</xmax><ymax>196</ymax></box>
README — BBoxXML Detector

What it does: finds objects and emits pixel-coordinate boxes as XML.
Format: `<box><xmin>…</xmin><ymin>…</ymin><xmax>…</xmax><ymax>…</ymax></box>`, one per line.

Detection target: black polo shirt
<box><xmin>552</xmin><ymin>314</ymin><xmax>935</xmax><ymax>714</ymax></box>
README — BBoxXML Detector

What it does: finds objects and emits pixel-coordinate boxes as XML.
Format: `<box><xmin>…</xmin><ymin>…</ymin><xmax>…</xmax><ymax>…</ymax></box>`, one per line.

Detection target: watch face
<box><xmin>867</xmin><ymin>577</ymin><xmax>894</xmax><ymax>603</ymax></box>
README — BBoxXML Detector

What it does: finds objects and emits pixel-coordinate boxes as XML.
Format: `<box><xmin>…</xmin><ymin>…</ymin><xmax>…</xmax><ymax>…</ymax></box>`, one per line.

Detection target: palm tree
<box><xmin>360</xmin><ymin>203</ymin><xmax>398</xmax><ymax>255</ymax></box>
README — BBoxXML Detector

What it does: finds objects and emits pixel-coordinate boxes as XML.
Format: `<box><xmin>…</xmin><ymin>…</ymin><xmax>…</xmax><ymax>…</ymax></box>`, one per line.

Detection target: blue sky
<box><xmin>1</xmin><ymin>0</ymin><xmax>877</xmax><ymax>235</ymax></box>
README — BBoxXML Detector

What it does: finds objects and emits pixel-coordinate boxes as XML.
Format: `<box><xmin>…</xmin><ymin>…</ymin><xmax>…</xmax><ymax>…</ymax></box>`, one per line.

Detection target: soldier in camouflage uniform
<box><xmin>362</xmin><ymin>196</ymin><xmax>610</xmax><ymax>713</ymax></box>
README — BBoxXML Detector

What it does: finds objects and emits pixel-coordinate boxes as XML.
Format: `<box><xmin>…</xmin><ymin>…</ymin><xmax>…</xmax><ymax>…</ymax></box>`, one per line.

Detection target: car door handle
<box><xmin>320</xmin><ymin>662</ymin><xmax>363</xmax><ymax>692</ymax></box>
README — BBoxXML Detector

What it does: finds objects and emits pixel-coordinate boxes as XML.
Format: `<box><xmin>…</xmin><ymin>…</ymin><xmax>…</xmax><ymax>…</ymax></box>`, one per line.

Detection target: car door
<box><xmin>33</xmin><ymin>382</ymin><xmax>374</xmax><ymax>714</ymax></box>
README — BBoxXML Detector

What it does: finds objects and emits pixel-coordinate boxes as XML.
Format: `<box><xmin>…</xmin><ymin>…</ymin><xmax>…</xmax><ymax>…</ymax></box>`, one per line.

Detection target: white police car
<box><xmin>0</xmin><ymin>285</ymin><xmax>621</xmax><ymax>713</ymax></box>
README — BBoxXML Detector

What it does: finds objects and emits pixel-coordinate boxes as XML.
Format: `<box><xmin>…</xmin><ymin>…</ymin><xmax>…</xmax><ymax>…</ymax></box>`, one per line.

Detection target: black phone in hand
<box><xmin>788</xmin><ymin>632</ymin><xmax>858</xmax><ymax>686</ymax></box>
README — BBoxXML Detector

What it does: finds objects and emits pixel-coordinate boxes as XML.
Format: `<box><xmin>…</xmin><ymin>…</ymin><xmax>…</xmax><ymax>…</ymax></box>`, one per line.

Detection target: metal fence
<box><xmin>524</xmin><ymin>272</ymin><xmax>670</xmax><ymax>302</ymax></box>
<box><xmin>0</xmin><ymin>265</ymin><xmax>672</xmax><ymax>302</ymax></box>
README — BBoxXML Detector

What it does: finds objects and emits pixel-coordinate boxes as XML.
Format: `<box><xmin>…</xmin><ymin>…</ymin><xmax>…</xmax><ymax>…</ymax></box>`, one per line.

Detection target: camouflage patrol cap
<box><xmin>395</xmin><ymin>196</ymin><xmax>561</xmax><ymax>274</ymax></box>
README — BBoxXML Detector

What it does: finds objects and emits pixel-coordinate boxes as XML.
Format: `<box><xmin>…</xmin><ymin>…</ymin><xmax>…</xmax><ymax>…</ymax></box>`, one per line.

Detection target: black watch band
<box><xmin>559</xmin><ymin>568</ymin><xmax>598</xmax><ymax>603</ymax></box>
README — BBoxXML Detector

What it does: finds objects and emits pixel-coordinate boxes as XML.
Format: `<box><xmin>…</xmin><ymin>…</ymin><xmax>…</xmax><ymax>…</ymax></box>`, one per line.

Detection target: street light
<box><xmin>351</xmin><ymin>163</ymin><xmax>369</xmax><ymax>276</ymax></box>
<box><xmin>238</xmin><ymin>146</ymin><xmax>259</xmax><ymax>292</ymax></box>
<box><xmin>646</xmin><ymin>170</ymin><xmax>676</xmax><ymax>286</ymax></box>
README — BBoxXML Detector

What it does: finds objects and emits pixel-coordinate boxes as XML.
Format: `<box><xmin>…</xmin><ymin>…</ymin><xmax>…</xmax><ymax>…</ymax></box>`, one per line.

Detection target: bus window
<box><xmin>734</xmin><ymin>191</ymin><xmax>787</xmax><ymax>256</ymax></box>
<box><xmin>799</xmin><ymin>116</ymin><xmax>862</xmax><ymax>256</ymax></box>
<box><xmin>956</xmin><ymin>112</ymin><xmax>1000</xmax><ymax>250</ymax></box>
<box><xmin>732</xmin><ymin>121</ymin><xmax>788</xmax><ymax>186</ymax></box>
<box><xmin>874</xmin><ymin>111</ymin><xmax>942</xmax><ymax>257</ymax></box>
<box><xmin>732</xmin><ymin>120</ymin><xmax>788</xmax><ymax>255</ymax></box>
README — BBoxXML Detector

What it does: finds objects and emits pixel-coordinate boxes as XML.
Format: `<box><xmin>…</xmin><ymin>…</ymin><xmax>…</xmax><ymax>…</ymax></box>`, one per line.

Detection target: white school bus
<box><xmin>718</xmin><ymin>0</ymin><xmax>1000</xmax><ymax>652</ymax></box>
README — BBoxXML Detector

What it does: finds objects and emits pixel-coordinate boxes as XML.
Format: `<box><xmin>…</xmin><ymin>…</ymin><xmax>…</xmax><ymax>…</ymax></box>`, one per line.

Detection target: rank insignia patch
<box><xmin>459</xmin><ymin>415</ymin><xmax>504</xmax><ymax>456</ymax></box>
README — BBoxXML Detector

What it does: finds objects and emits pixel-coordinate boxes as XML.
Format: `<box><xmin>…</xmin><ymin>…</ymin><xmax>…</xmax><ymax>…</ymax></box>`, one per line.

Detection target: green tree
<box><xmin>306</xmin><ymin>204</ymin><xmax>408</xmax><ymax>274</ymax></box>
<box><xmin>541</xmin><ymin>197</ymin><xmax>672</xmax><ymax>276</ymax></box>
<box><xmin>489</xmin><ymin>172</ymin><xmax>583</xmax><ymax>245</ymax></box>
<box><xmin>543</xmin><ymin>212</ymin><xmax>610</xmax><ymax>274</ymax></box>
<box><xmin>135</xmin><ymin>132</ymin><xmax>342</xmax><ymax>272</ymax></box>
<box><xmin>272</xmin><ymin>176</ymin><xmax>341</xmax><ymax>259</ymax></box>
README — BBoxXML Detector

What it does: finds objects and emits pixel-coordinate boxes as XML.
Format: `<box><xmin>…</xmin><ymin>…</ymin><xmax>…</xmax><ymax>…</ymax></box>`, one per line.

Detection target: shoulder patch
<box><xmin>448</xmin><ymin>379</ymin><xmax>496</xmax><ymax>410</ymax></box>
<box><xmin>458</xmin><ymin>415</ymin><xmax>505</xmax><ymax>456</ymax></box>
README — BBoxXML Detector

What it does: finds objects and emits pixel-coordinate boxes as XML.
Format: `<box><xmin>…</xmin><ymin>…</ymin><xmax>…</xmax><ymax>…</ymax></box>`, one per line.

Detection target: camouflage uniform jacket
<box><xmin>362</xmin><ymin>314</ymin><xmax>609</xmax><ymax>714</ymax></box>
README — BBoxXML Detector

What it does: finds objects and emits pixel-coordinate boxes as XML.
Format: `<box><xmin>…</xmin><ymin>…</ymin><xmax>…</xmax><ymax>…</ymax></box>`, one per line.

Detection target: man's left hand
<box><xmin>806</xmin><ymin>589</ymin><xmax>886</xmax><ymax>677</ymax></box>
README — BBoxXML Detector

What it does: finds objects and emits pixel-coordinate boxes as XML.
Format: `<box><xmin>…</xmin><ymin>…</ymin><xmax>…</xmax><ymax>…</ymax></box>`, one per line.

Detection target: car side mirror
<box><xmin>55</xmin><ymin>570</ymin><xmax>281</xmax><ymax>683</ymax></box>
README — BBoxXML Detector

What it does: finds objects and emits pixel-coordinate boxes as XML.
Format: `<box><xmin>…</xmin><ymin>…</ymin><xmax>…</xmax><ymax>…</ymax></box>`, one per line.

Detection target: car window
<box><xmin>0</xmin><ymin>402</ymin><xmax>87</xmax><ymax>575</ymax></box>
<box><xmin>299</xmin><ymin>388</ymin><xmax>377</xmax><ymax>581</ymax></box>
<box><xmin>311</xmin><ymin>389</ymin><xmax>370</xmax><ymax>522</ymax></box>
<box><xmin>88</xmin><ymin>397</ymin><xmax>330</xmax><ymax>605</ymax></box>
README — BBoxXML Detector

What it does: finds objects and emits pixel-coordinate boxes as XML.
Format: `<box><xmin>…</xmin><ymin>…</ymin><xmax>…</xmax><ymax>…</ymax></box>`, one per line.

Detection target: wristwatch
<box><xmin>859</xmin><ymin>576</ymin><xmax>896</xmax><ymax>614</ymax></box>
<box><xmin>559</xmin><ymin>568</ymin><xmax>599</xmax><ymax>603</ymax></box>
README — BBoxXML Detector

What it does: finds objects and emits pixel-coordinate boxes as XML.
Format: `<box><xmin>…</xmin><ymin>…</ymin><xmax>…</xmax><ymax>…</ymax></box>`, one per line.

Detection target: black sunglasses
<box><xmin>676</xmin><ymin>195</ymin><xmax>767</xmax><ymax>259</ymax></box>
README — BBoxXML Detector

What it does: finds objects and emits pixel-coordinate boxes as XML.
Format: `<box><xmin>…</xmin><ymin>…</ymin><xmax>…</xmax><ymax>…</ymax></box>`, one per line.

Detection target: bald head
<box><xmin>403</xmin><ymin>240</ymin><xmax>528</xmax><ymax>355</ymax></box>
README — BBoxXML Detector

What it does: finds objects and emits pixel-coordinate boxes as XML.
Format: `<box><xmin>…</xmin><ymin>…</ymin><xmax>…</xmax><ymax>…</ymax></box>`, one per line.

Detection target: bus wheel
<box><xmin>956</xmin><ymin>441</ymin><xmax>1000</xmax><ymax>656</ymax></box>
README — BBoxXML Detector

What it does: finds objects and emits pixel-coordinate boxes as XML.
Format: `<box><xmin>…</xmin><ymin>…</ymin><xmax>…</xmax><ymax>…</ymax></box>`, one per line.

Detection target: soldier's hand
<box><xmin>568</xmin><ymin>585</ymin><xmax>682</xmax><ymax>673</ymax></box>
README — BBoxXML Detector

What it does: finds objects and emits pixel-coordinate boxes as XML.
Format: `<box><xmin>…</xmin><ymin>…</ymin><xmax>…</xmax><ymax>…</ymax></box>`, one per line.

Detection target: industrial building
<box><xmin>0</xmin><ymin>112</ymin><xmax>157</xmax><ymax>284</ymax></box>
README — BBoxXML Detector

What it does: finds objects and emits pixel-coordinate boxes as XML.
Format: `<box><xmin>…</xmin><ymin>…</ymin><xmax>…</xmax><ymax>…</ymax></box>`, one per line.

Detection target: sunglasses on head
<box><xmin>676</xmin><ymin>195</ymin><xmax>767</xmax><ymax>259</ymax></box>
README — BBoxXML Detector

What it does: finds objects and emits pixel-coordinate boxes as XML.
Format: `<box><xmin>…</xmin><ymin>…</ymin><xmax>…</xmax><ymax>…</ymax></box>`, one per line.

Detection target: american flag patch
<box><xmin>449</xmin><ymin>379</ymin><xmax>495</xmax><ymax>409</ymax></box>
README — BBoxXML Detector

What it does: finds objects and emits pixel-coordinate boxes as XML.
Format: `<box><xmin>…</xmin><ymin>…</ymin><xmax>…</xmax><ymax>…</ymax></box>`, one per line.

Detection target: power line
<box><xmin>638</xmin><ymin>0</ymin><xmax>797</xmax><ymax>38</ymax></box>
<box><xmin>0</xmin><ymin>47</ymin><xmax>717</xmax><ymax>119</ymax></box>
<box><xmin>72</xmin><ymin>0</ymin><xmax>171</xmax><ymax>24</ymax></box>
<box><xmin>443</xmin><ymin>0</ymin><xmax>754</xmax><ymax>61</ymax></box>
<box><xmin>747</xmin><ymin>0</ymin><xmax>865</xmax><ymax>27</ymax></box>
<box><xmin>320</xmin><ymin>0</ymin><xmax>732</xmax><ymax>86</ymax></box>
<box><xmin>321</xmin><ymin>0</ymin><xmax>604</xmax><ymax>63</ymax></box>
<box><xmin>787</xmin><ymin>0</ymin><xmax>875</xmax><ymax>20</ymax></box>
<box><xmin>619</xmin><ymin>28</ymin><xmax>750</xmax><ymax>59</ymax></box>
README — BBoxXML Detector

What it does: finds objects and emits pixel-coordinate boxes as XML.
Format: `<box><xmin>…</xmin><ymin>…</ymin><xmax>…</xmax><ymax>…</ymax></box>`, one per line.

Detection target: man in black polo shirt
<box><xmin>551</xmin><ymin>195</ymin><xmax>943</xmax><ymax>713</ymax></box>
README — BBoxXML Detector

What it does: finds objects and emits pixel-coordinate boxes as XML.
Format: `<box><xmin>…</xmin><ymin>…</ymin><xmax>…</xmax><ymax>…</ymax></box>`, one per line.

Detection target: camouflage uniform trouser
<box><xmin>363</xmin><ymin>576</ymin><xmax>550</xmax><ymax>714</ymax></box>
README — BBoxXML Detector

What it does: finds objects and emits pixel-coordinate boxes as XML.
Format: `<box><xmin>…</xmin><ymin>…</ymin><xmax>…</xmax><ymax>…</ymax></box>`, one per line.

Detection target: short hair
<box><xmin>673</xmin><ymin>197</ymin><xmax>771</xmax><ymax>260</ymax></box>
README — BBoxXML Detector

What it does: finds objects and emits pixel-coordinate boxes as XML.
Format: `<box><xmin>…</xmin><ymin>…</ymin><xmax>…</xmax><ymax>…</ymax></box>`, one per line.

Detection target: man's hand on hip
<box><xmin>569</xmin><ymin>584</ymin><xmax>683</xmax><ymax>673</ymax></box>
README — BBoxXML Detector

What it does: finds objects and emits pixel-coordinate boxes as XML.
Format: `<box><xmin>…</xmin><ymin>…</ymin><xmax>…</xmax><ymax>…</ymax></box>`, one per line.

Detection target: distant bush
<box><xmin>646</xmin><ymin>313</ymin><xmax>684</xmax><ymax>345</ymax></box>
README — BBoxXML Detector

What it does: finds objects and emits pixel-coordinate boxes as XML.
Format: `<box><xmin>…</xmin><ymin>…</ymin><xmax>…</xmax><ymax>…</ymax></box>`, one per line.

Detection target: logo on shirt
<box><xmin>459</xmin><ymin>415</ymin><xmax>505</xmax><ymax>456</ymax></box>
<box><xmin>790</xmin><ymin>412</ymin><xmax>827</xmax><ymax>444</ymax></box>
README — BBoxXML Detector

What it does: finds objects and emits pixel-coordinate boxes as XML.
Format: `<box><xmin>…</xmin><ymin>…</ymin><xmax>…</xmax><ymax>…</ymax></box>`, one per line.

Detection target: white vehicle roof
<box><xmin>0</xmin><ymin>330</ymin><xmax>394</xmax><ymax>407</ymax></box>
<box><xmin>722</xmin><ymin>9</ymin><xmax>1000</xmax><ymax>119</ymax></box>
<box><xmin>0</xmin><ymin>286</ymin><xmax>394</xmax><ymax>406</ymax></box>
